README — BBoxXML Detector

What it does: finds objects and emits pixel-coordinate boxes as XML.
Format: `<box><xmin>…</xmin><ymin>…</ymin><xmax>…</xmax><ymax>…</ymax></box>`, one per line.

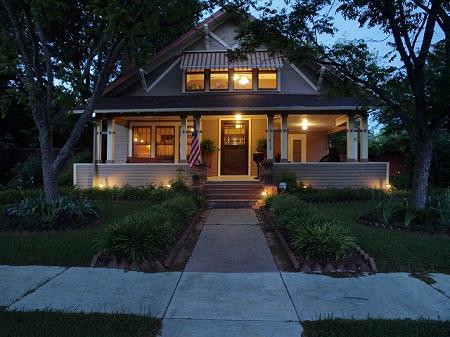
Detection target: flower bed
<box><xmin>264</xmin><ymin>194</ymin><xmax>377</xmax><ymax>274</ymax></box>
<box><xmin>92</xmin><ymin>195</ymin><xmax>202</xmax><ymax>272</ymax></box>
<box><xmin>360</xmin><ymin>189</ymin><xmax>450</xmax><ymax>236</ymax></box>
<box><xmin>2</xmin><ymin>195</ymin><xmax>101</xmax><ymax>232</ymax></box>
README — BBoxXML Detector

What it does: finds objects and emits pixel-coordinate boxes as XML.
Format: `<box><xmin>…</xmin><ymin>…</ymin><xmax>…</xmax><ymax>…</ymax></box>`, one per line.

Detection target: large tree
<box><xmin>0</xmin><ymin>0</ymin><xmax>217</xmax><ymax>201</ymax></box>
<box><xmin>235</xmin><ymin>0</ymin><xmax>449</xmax><ymax>208</ymax></box>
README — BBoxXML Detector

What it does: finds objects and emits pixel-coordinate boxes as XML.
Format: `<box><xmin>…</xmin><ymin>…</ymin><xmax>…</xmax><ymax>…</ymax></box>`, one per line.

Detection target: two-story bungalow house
<box><xmin>73</xmin><ymin>10</ymin><xmax>389</xmax><ymax>191</ymax></box>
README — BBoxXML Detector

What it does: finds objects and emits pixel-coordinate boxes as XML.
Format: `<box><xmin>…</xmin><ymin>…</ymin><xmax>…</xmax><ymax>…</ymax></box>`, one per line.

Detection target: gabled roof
<box><xmin>103</xmin><ymin>10</ymin><xmax>229</xmax><ymax>96</ymax></box>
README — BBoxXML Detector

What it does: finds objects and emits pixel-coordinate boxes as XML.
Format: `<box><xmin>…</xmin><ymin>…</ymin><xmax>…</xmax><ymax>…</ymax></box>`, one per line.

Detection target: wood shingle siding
<box><xmin>272</xmin><ymin>162</ymin><xmax>389</xmax><ymax>189</ymax></box>
<box><xmin>73</xmin><ymin>163</ymin><xmax>196</xmax><ymax>188</ymax></box>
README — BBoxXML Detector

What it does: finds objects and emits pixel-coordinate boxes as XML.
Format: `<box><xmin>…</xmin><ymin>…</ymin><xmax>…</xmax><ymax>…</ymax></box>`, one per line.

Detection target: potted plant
<box><xmin>256</xmin><ymin>137</ymin><xmax>267</xmax><ymax>159</ymax></box>
<box><xmin>200</xmin><ymin>139</ymin><xmax>217</xmax><ymax>168</ymax></box>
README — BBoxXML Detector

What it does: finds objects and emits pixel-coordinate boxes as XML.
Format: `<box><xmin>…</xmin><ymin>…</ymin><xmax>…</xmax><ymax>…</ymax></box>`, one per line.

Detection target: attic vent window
<box><xmin>186</xmin><ymin>71</ymin><xmax>205</xmax><ymax>91</ymax></box>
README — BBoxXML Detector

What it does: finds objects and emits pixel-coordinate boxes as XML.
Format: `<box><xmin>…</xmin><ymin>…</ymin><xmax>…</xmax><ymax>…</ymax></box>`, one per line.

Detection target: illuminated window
<box><xmin>258</xmin><ymin>70</ymin><xmax>277</xmax><ymax>89</ymax></box>
<box><xmin>156</xmin><ymin>127</ymin><xmax>175</xmax><ymax>162</ymax></box>
<box><xmin>233</xmin><ymin>71</ymin><xmax>253</xmax><ymax>90</ymax></box>
<box><xmin>185</xmin><ymin>71</ymin><xmax>205</xmax><ymax>91</ymax></box>
<box><xmin>210</xmin><ymin>71</ymin><xmax>229</xmax><ymax>90</ymax></box>
<box><xmin>132</xmin><ymin>127</ymin><xmax>151</xmax><ymax>158</ymax></box>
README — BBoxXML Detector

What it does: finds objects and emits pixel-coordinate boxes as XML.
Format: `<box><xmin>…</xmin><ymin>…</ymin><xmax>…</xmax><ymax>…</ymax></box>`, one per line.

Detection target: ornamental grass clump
<box><xmin>268</xmin><ymin>194</ymin><xmax>355</xmax><ymax>262</ymax></box>
<box><xmin>94</xmin><ymin>195</ymin><xmax>197</xmax><ymax>264</ymax></box>
<box><xmin>4</xmin><ymin>194</ymin><xmax>100</xmax><ymax>231</ymax></box>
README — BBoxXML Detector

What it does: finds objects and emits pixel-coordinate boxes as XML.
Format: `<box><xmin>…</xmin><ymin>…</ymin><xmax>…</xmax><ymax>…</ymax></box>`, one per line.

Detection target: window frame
<box><xmin>185</xmin><ymin>70</ymin><xmax>205</xmax><ymax>92</ymax></box>
<box><xmin>209</xmin><ymin>70</ymin><xmax>229</xmax><ymax>91</ymax></box>
<box><xmin>132</xmin><ymin>126</ymin><xmax>152</xmax><ymax>158</ymax></box>
<box><xmin>232</xmin><ymin>70</ymin><xmax>254</xmax><ymax>91</ymax></box>
<box><xmin>155</xmin><ymin>126</ymin><xmax>175</xmax><ymax>162</ymax></box>
<box><xmin>257</xmin><ymin>69</ymin><xmax>278</xmax><ymax>90</ymax></box>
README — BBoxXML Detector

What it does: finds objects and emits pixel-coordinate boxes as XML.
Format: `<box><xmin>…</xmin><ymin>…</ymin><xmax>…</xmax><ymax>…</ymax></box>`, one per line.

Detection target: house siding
<box><xmin>202</xmin><ymin>119</ymin><xmax>219</xmax><ymax>176</ymax></box>
<box><xmin>74</xmin><ymin>163</ymin><xmax>195</xmax><ymax>188</ymax></box>
<box><xmin>114</xmin><ymin>123</ymin><xmax>129</xmax><ymax>163</ymax></box>
<box><xmin>272</xmin><ymin>162</ymin><xmax>389</xmax><ymax>189</ymax></box>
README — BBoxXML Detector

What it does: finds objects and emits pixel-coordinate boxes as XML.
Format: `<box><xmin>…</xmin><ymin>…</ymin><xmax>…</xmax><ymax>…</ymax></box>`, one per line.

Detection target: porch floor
<box><xmin>207</xmin><ymin>175</ymin><xmax>257</xmax><ymax>182</ymax></box>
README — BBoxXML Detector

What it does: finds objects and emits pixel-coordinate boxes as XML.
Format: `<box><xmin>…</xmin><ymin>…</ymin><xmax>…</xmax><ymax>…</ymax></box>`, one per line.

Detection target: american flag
<box><xmin>189</xmin><ymin>129</ymin><xmax>200</xmax><ymax>167</ymax></box>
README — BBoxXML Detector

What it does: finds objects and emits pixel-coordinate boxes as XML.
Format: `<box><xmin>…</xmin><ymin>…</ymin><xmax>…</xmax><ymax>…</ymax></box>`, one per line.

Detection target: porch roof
<box><xmin>76</xmin><ymin>94</ymin><xmax>371</xmax><ymax>114</ymax></box>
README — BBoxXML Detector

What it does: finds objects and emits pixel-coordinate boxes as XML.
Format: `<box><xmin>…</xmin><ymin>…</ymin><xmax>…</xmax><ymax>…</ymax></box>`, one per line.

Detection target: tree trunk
<box><xmin>410</xmin><ymin>135</ymin><xmax>434</xmax><ymax>209</ymax></box>
<box><xmin>42</xmin><ymin>165</ymin><xmax>59</xmax><ymax>202</ymax></box>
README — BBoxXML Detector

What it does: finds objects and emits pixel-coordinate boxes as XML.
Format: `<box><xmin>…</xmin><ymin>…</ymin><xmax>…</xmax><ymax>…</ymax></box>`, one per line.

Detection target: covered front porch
<box><xmin>73</xmin><ymin>112</ymin><xmax>389</xmax><ymax>189</ymax></box>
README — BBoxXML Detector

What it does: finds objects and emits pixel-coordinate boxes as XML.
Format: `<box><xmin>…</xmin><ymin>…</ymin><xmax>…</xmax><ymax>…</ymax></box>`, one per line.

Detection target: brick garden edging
<box><xmin>260</xmin><ymin>207</ymin><xmax>377</xmax><ymax>274</ymax></box>
<box><xmin>90</xmin><ymin>206</ymin><xmax>206</xmax><ymax>273</ymax></box>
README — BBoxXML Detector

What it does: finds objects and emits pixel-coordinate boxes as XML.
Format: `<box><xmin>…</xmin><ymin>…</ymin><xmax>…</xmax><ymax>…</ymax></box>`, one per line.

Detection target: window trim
<box><xmin>185</xmin><ymin>71</ymin><xmax>205</xmax><ymax>92</ymax></box>
<box><xmin>257</xmin><ymin>69</ymin><xmax>278</xmax><ymax>90</ymax></box>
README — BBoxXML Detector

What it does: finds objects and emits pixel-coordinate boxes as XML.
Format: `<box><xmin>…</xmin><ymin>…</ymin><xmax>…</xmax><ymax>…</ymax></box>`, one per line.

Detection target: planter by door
<box><xmin>221</xmin><ymin>120</ymin><xmax>249</xmax><ymax>175</ymax></box>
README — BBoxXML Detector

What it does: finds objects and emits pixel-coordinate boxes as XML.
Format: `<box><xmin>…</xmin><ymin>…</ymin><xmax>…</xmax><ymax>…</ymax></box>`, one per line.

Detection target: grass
<box><xmin>302</xmin><ymin>319</ymin><xmax>450</xmax><ymax>337</ymax></box>
<box><xmin>313</xmin><ymin>202</ymin><xmax>450</xmax><ymax>273</ymax></box>
<box><xmin>0</xmin><ymin>201</ymin><xmax>150</xmax><ymax>266</ymax></box>
<box><xmin>0</xmin><ymin>310</ymin><xmax>161</xmax><ymax>337</ymax></box>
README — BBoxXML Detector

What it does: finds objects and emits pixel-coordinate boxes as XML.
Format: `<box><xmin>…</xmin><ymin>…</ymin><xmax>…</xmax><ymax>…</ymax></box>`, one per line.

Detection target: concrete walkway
<box><xmin>1</xmin><ymin>266</ymin><xmax>450</xmax><ymax>336</ymax></box>
<box><xmin>185</xmin><ymin>209</ymin><xmax>277</xmax><ymax>272</ymax></box>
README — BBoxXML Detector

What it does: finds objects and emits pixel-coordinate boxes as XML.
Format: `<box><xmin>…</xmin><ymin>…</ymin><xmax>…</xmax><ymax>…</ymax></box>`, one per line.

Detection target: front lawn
<box><xmin>313</xmin><ymin>202</ymin><xmax>450</xmax><ymax>273</ymax></box>
<box><xmin>0</xmin><ymin>201</ymin><xmax>150</xmax><ymax>266</ymax></box>
<box><xmin>302</xmin><ymin>319</ymin><xmax>450</xmax><ymax>337</ymax></box>
<box><xmin>0</xmin><ymin>310</ymin><xmax>161</xmax><ymax>337</ymax></box>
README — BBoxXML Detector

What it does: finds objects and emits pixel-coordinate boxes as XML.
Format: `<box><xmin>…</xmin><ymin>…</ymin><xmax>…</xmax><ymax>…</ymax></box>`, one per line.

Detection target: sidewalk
<box><xmin>1</xmin><ymin>208</ymin><xmax>449</xmax><ymax>337</ymax></box>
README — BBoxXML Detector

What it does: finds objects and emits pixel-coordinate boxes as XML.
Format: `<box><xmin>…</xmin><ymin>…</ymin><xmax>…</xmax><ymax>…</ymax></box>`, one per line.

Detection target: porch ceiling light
<box><xmin>301</xmin><ymin>119</ymin><xmax>309</xmax><ymax>130</ymax></box>
<box><xmin>235</xmin><ymin>113</ymin><xmax>242</xmax><ymax>121</ymax></box>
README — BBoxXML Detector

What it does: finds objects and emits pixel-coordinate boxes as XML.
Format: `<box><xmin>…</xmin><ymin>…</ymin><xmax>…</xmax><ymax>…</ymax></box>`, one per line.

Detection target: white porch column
<box><xmin>194</xmin><ymin>115</ymin><xmax>202</xmax><ymax>161</ymax></box>
<box><xmin>106</xmin><ymin>118</ymin><xmax>115</xmax><ymax>163</ymax></box>
<box><xmin>93</xmin><ymin>120</ymin><xmax>102</xmax><ymax>163</ymax></box>
<box><xmin>346</xmin><ymin>115</ymin><xmax>358</xmax><ymax>162</ymax></box>
<box><xmin>360</xmin><ymin>114</ymin><xmax>369</xmax><ymax>162</ymax></box>
<box><xmin>180</xmin><ymin>115</ymin><xmax>187</xmax><ymax>163</ymax></box>
<box><xmin>281</xmin><ymin>114</ymin><xmax>288</xmax><ymax>162</ymax></box>
<box><xmin>267</xmin><ymin>113</ymin><xmax>274</xmax><ymax>160</ymax></box>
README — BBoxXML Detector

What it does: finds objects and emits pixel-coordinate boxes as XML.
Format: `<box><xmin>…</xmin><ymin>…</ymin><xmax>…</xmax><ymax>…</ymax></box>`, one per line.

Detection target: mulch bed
<box><xmin>260</xmin><ymin>207</ymin><xmax>377</xmax><ymax>275</ymax></box>
<box><xmin>359</xmin><ymin>215</ymin><xmax>450</xmax><ymax>238</ymax></box>
<box><xmin>91</xmin><ymin>207</ymin><xmax>207</xmax><ymax>273</ymax></box>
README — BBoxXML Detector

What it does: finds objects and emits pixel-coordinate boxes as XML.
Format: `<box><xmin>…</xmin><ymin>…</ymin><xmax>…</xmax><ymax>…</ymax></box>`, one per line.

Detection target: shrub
<box><xmin>94</xmin><ymin>195</ymin><xmax>197</xmax><ymax>263</ymax></box>
<box><xmin>200</xmin><ymin>139</ymin><xmax>217</xmax><ymax>154</ymax></box>
<box><xmin>4</xmin><ymin>194</ymin><xmax>100</xmax><ymax>231</ymax></box>
<box><xmin>290</xmin><ymin>221</ymin><xmax>355</xmax><ymax>262</ymax></box>
<box><xmin>9</xmin><ymin>155</ymin><xmax>42</xmax><ymax>189</ymax></box>
<box><xmin>268</xmin><ymin>194</ymin><xmax>355</xmax><ymax>262</ymax></box>
<box><xmin>428</xmin><ymin>188</ymin><xmax>450</xmax><ymax>230</ymax></box>
<box><xmin>279</xmin><ymin>171</ymin><xmax>298</xmax><ymax>191</ymax></box>
<box><xmin>256</xmin><ymin>138</ymin><xmax>267</xmax><ymax>153</ymax></box>
<box><xmin>294</xmin><ymin>187</ymin><xmax>388</xmax><ymax>203</ymax></box>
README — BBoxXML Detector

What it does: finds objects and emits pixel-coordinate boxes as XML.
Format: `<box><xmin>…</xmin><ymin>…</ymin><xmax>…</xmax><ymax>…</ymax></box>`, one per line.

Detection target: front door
<box><xmin>221</xmin><ymin>120</ymin><xmax>249</xmax><ymax>175</ymax></box>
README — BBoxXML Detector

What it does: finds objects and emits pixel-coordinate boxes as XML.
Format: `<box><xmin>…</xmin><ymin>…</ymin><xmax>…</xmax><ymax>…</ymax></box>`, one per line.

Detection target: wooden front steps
<box><xmin>204</xmin><ymin>180</ymin><xmax>264</xmax><ymax>208</ymax></box>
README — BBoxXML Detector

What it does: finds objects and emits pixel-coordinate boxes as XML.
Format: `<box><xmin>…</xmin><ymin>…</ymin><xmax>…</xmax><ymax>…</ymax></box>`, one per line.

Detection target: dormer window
<box><xmin>233</xmin><ymin>70</ymin><xmax>253</xmax><ymax>90</ymax></box>
<box><xmin>210</xmin><ymin>71</ymin><xmax>229</xmax><ymax>91</ymax></box>
<box><xmin>258</xmin><ymin>70</ymin><xmax>277</xmax><ymax>90</ymax></box>
<box><xmin>186</xmin><ymin>71</ymin><xmax>205</xmax><ymax>91</ymax></box>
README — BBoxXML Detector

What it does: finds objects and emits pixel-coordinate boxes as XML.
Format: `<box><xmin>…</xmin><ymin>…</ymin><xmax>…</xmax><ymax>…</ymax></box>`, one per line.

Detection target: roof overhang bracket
<box><xmin>317</xmin><ymin>66</ymin><xmax>326</xmax><ymax>91</ymax></box>
<box><xmin>139</xmin><ymin>68</ymin><xmax>148</xmax><ymax>92</ymax></box>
